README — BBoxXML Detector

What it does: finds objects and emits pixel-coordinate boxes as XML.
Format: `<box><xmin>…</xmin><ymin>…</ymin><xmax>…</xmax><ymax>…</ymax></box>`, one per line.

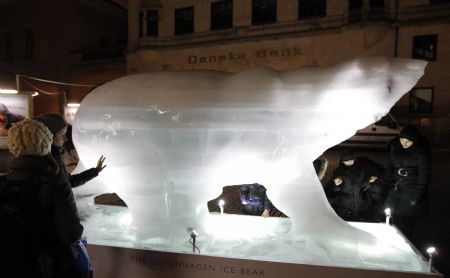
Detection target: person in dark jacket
<box><xmin>35</xmin><ymin>113</ymin><xmax>106</xmax><ymax>188</ymax></box>
<box><xmin>0</xmin><ymin>103</ymin><xmax>25</xmax><ymax>136</ymax></box>
<box><xmin>328</xmin><ymin>150</ymin><xmax>384</xmax><ymax>222</ymax></box>
<box><xmin>5</xmin><ymin>119</ymin><xmax>84</xmax><ymax>277</ymax></box>
<box><xmin>384</xmin><ymin>125</ymin><xmax>431</xmax><ymax>239</ymax></box>
<box><xmin>359</xmin><ymin>157</ymin><xmax>386</xmax><ymax>222</ymax></box>
<box><xmin>239</xmin><ymin>183</ymin><xmax>273</xmax><ymax>217</ymax></box>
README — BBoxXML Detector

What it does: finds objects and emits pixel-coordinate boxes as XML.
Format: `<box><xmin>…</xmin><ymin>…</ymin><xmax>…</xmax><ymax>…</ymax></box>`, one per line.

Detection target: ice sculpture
<box><xmin>74</xmin><ymin>57</ymin><xmax>426</xmax><ymax>264</ymax></box>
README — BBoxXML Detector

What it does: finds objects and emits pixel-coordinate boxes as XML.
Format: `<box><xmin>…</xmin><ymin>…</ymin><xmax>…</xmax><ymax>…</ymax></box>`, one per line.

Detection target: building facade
<box><xmin>127</xmin><ymin>0</ymin><xmax>450</xmax><ymax>146</ymax></box>
<box><xmin>0</xmin><ymin>0</ymin><xmax>128</xmax><ymax>115</ymax></box>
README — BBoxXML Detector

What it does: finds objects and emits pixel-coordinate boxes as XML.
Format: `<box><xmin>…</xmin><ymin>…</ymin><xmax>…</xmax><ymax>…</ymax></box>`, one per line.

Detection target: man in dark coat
<box><xmin>4</xmin><ymin>119</ymin><xmax>84</xmax><ymax>277</ymax></box>
<box><xmin>328</xmin><ymin>150</ymin><xmax>385</xmax><ymax>222</ymax></box>
<box><xmin>384</xmin><ymin>125</ymin><xmax>431</xmax><ymax>239</ymax></box>
<box><xmin>35</xmin><ymin>113</ymin><xmax>106</xmax><ymax>188</ymax></box>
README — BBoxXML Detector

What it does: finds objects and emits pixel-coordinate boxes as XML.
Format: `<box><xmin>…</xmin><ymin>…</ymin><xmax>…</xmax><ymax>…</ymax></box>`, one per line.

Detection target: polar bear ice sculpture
<box><xmin>74</xmin><ymin>57</ymin><xmax>426</xmax><ymax>262</ymax></box>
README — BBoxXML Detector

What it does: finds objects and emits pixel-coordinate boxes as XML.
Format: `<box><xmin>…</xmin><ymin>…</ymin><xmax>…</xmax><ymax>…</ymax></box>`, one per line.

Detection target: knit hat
<box><xmin>34</xmin><ymin>113</ymin><xmax>67</xmax><ymax>134</ymax></box>
<box><xmin>8</xmin><ymin>119</ymin><xmax>53</xmax><ymax>157</ymax></box>
<box><xmin>340</xmin><ymin>149</ymin><xmax>355</xmax><ymax>162</ymax></box>
<box><xmin>399</xmin><ymin>125</ymin><xmax>419</xmax><ymax>142</ymax></box>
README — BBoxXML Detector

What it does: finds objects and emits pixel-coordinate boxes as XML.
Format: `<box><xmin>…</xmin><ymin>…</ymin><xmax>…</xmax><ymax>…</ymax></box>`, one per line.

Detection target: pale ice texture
<box><xmin>73</xmin><ymin>57</ymin><xmax>428</xmax><ymax>270</ymax></box>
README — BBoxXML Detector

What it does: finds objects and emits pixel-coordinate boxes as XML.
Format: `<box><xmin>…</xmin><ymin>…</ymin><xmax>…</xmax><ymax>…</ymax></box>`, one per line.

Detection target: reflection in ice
<box><xmin>73</xmin><ymin>57</ymin><xmax>427</xmax><ymax>271</ymax></box>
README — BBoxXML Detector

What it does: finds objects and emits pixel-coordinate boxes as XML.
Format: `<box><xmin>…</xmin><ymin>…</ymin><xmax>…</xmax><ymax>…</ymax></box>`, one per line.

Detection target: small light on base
<box><xmin>188</xmin><ymin>228</ymin><xmax>199</xmax><ymax>254</ymax></box>
<box><xmin>218</xmin><ymin>199</ymin><xmax>225</xmax><ymax>215</ymax></box>
<box><xmin>190</xmin><ymin>229</ymin><xmax>198</xmax><ymax>238</ymax></box>
<box><xmin>427</xmin><ymin>246</ymin><xmax>438</xmax><ymax>272</ymax></box>
<box><xmin>426</xmin><ymin>246</ymin><xmax>438</xmax><ymax>273</ymax></box>
<box><xmin>384</xmin><ymin>208</ymin><xmax>391</xmax><ymax>225</ymax></box>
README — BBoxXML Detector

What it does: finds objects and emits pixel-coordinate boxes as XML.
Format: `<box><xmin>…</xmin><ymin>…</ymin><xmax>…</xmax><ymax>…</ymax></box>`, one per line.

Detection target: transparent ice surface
<box><xmin>73</xmin><ymin>57</ymin><xmax>428</xmax><ymax>271</ymax></box>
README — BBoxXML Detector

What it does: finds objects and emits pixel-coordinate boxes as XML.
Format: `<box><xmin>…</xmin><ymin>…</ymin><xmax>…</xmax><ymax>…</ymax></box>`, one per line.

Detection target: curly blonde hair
<box><xmin>8</xmin><ymin>118</ymin><xmax>53</xmax><ymax>157</ymax></box>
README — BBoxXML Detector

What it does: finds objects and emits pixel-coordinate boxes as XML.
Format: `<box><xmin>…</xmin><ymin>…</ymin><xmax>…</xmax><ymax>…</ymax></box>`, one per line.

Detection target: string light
<box><xmin>19</xmin><ymin>74</ymin><xmax>98</xmax><ymax>87</ymax></box>
<box><xmin>67</xmin><ymin>103</ymin><xmax>81</xmax><ymax>107</ymax></box>
<box><xmin>0</xmin><ymin>89</ymin><xmax>18</xmax><ymax>94</ymax></box>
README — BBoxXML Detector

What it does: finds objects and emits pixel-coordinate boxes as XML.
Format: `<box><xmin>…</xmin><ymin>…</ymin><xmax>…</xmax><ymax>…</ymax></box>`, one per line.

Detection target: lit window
<box><xmin>252</xmin><ymin>0</ymin><xmax>277</xmax><ymax>25</ymax></box>
<box><xmin>412</xmin><ymin>35</ymin><xmax>438</xmax><ymax>61</ymax></box>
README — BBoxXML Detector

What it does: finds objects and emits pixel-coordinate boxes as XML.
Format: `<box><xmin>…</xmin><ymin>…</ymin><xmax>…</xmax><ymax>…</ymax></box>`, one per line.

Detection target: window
<box><xmin>430</xmin><ymin>0</ymin><xmax>450</xmax><ymax>4</ymax></box>
<box><xmin>24</xmin><ymin>29</ymin><xmax>34</xmax><ymax>59</ymax></box>
<box><xmin>3</xmin><ymin>33</ymin><xmax>13</xmax><ymax>61</ymax></box>
<box><xmin>147</xmin><ymin>10</ymin><xmax>159</xmax><ymax>36</ymax></box>
<box><xmin>175</xmin><ymin>7</ymin><xmax>194</xmax><ymax>35</ymax></box>
<box><xmin>252</xmin><ymin>0</ymin><xmax>277</xmax><ymax>25</ymax></box>
<box><xmin>412</xmin><ymin>35</ymin><xmax>438</xmax><ymax>61</ymax></box>
<box><xmin>409</xmin><ymin>87</ymin><xmax>434</xmax><ymax>113</ymax></box>
<box><xmin>348</xmin><ymin>0</ymin><xmax>362</xmax><ymax>23</ymax></box>
<box><xmin>368</xmin><ymin>0</ymin><xmax>385</xmax><ymax>20</ymax></box>
<box><xmin>298</xmin><ymin>0</ymin><xmax>326</xmax><ymax>19</ymax></box>
<box><xmin>369</xmin><ymin>0</ymin><xmax>384</xmax><ymax>8</ymax></box>
<box><xmin>211</xmin><ymin>0</ymin><xmax>233</xmax><ymax>30</ymax></box>
<box><xmin>139</xmin><ymin>11</ymin><xmax>144</xmax><ymax>37</ymax></box>
<box><xmin>348</xmin><ymin>0</ymin><xmax>362</xmax><ymax>11</ymax></box>
<box><xmin>100</xmin><ymin>38</ymin><xmax>108</xmax><ymax>48</ymax></box>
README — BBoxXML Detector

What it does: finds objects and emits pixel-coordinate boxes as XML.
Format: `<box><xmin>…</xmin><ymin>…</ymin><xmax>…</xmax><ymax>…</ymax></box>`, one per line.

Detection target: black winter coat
<box><xmin>329</xmin><ymin>157</ymin><xmax>385</xmax><ymax>221</ymax></box>
<box><xmin>51</xmin><ymin>146</ymin><xmax>98</xmax><ymax>188</ymax></box>
<box><xmin>384</xmin><ymin>139</ymin><xmax>431</xmax><ymax>217</ymax></box>
<box><xmin>6</xmin><ymin>155</ymin><xmax>84</xmax><ymax>277</ymax></box>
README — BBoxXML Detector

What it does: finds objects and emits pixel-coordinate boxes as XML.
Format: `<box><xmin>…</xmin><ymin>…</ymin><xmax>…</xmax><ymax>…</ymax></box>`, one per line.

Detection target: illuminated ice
<box><xmin>74</xmin><ymin>57</ymin><xmax>427</xmax><ymax>269</ymax></box>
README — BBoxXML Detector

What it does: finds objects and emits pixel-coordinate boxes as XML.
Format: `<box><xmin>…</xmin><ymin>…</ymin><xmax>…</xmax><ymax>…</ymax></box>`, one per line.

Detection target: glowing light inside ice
<box><xmin>74</xmin><ymin>57</ymin><xmax>427</xmax><ymax>269</ymax></box>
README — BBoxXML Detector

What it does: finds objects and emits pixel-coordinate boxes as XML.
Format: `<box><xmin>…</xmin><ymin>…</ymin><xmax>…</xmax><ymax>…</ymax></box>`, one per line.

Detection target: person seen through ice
<box><xmin>3</xmin><ymin>119</ymin><xmax>86</xmax><ymax>277</ymax></box>
<box><xmin>384</xmin><ymin>125</ymin><xmax>431</xmax><ymax>239</ymax></box>
<box><xmin>313</xmin><ymin>157</ymin><xmax>328</xmax><ymax>182</ymax></box>
<box><xmin>327</xmin><ymin>149</ymin><xmax>385</xmax><ymax>222</ymax></box>
<box><xmin>34</xmin><ymin>113</ymin><xmax>106</xmax><ymax>188</ymax></box>
<box><xmin>239</xmin><ymin>183</ymin><xmax>273</xmax><ymax>217</ymax></box>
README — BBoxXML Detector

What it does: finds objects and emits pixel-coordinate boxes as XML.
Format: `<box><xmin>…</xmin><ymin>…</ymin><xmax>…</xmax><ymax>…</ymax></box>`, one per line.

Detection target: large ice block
<box><xmin>74</xmin><ymin>57</ymin><xmax>426</xmax><ymax>267</ymax></box>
